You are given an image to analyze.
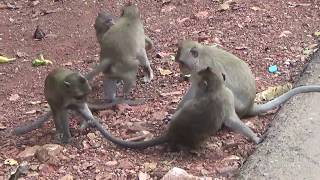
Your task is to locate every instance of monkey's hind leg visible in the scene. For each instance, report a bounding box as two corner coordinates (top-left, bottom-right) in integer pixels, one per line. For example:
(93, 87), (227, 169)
(137, 48), (153, 83)
(224, 112), (262, 144)
(103, 77), (117, 102)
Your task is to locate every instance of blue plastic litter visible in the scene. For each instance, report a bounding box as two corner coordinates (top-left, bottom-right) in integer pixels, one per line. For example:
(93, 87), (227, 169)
(268, 65), (278, 73)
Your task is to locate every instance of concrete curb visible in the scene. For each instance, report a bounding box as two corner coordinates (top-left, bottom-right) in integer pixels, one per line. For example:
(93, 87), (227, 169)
(238, 49), (320, 180)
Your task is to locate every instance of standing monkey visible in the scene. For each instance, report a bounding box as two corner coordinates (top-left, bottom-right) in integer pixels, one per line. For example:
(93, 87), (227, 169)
(175, 40), (320, 118)
(13, 68), (92, 143)
(94, 10), (154, 51)
(86, 4), (154, 102)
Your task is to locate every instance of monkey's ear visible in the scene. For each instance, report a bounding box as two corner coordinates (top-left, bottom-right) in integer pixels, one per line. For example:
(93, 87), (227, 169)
(222, 73), (226, 81)
(79, 76), (87, 84)
(64, 81), (71, 88)
(190, 47), (199, 58)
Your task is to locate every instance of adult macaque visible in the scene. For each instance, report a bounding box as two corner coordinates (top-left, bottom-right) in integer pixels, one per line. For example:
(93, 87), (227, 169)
(82, 67), (262, 149)
(175, 40), (320, 118)
(86, 4), (154, 103)
(94, 10), (154, 50)
(12, 69), (93, 143)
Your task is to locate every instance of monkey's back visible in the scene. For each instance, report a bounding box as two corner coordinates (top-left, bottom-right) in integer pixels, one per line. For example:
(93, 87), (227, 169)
(202, 46), (256, 117)
(101, 17), (145, 61)
(167, 93), (226, 148)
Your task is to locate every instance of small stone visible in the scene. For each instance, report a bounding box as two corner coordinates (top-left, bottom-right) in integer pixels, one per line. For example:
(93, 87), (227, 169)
(17, 145), (41, 160)
(59, 174), (73, 180)
(105, 160), (118, 167)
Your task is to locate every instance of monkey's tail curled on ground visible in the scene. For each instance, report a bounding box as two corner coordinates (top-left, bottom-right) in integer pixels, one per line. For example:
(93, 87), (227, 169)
(12, 111), (52, 135)
(247, 85), (320, 116)
(92, 119), (168, 149)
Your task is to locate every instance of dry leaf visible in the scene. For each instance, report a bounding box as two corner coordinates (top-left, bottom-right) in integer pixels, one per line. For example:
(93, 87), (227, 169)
(28, 100), (41, 105)
(143, 162), (157, 172)
(158, 68), (172, 76)
(26, 110), (37, 114)
(279, 30), (292, 38)
(138, 171), (150, 180)
(218, 0), (234, 11)
(9, 94), (20, 101)
(255, 83), (293, 102)
(4, 158), (18, 166)
(250, 6), (261, 11)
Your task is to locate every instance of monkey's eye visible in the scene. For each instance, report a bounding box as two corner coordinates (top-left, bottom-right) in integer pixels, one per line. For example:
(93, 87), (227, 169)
(190, 47), (198, 58)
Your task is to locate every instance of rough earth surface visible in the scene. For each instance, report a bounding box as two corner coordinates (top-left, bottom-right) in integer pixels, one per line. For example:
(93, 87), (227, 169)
(239, 48), (320, 180)
(0, 0), (319, 179)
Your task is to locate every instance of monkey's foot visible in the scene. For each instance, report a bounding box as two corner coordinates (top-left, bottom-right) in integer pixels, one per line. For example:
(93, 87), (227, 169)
(53, 133), (71, 144)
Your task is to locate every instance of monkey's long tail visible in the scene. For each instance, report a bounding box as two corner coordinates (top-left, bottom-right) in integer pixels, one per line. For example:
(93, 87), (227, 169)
(92, 120), (167, 149)
(12, 111), (52, 135)
(247, 85), (320, 117)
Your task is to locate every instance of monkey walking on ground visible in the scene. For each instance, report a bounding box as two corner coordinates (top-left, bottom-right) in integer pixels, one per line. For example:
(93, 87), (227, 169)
(81, 67), (262, 148)
(86, 4), (154, 103)
(13, 68), (93, 143)
(175, 40), (320, 118)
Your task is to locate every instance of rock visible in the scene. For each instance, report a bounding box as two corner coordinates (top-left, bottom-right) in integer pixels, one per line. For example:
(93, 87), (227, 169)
(105, 160), (118, 167)
(41, 144), (63, 156)
(18, 145), (41, 160)
(59, 174), (73, 180)
(35, 144), (63, 165)
(143, 162), (157, 172)
(138, 171), (150, 180)
(118, 159), (132, 169)
(87, 133), (96, 140)
(161, 167), (212, 180)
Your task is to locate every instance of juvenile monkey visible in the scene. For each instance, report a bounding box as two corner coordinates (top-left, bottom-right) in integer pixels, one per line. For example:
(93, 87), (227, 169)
(94, 10), (154, 51)
(86, 4), (154, 102)
(82, 67), (261, 149)
(12, 68), (149, 144)
(13, 68), (92, 143)
(175, 40), (320, 118)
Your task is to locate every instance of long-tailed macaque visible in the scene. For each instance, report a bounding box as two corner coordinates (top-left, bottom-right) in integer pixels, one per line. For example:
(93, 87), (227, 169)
(86, 4), (154, 102)
(94, 10), (154, 51)
(175, 40), (320, 118)
(81, 67), (262, 149)
(12, 68), (94, 143)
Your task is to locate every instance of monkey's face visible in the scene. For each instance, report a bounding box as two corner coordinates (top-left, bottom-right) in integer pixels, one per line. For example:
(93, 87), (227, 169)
(94, 12), (115, 34)
(176, 46), (200, 75)
(63, 73), (92, 104)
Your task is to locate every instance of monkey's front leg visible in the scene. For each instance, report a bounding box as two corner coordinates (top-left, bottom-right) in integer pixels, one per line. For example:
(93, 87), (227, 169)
(137, 48), (153, 83)
(176, 84), (196, 110)
(52, 109), (71, 144)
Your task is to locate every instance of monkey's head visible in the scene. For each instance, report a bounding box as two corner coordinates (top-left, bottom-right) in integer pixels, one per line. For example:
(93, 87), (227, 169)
(196, 67), (226, 91)
(121, 4), (140, 19)
(63, 73), (92, 103)
(94, 11), (116, 35)
(175, 40), (201, 76)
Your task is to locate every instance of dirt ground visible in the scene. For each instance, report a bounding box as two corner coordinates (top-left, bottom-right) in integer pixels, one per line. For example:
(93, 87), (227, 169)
(0, 0), (319, 179)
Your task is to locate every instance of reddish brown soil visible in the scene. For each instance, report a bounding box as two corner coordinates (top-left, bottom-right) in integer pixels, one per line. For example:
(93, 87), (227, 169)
(0, 0), (319, 179)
